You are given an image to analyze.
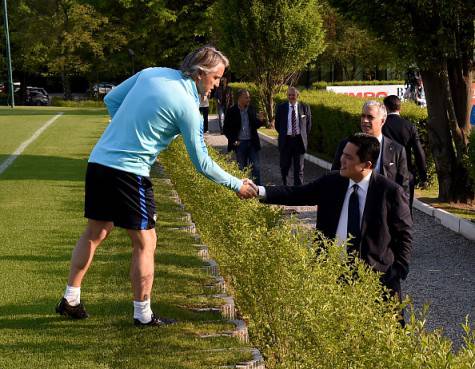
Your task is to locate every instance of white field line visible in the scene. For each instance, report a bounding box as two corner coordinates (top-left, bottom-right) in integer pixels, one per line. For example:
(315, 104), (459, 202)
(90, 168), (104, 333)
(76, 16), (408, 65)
(0, 112), (64, 175)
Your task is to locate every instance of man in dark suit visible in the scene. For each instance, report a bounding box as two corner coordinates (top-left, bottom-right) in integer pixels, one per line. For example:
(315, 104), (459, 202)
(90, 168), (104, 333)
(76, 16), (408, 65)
(331, 101), (410, 197)
(383, 95), (428, 210)
(223, 89), (265, 185)
(275, 87), (312, 185)
(259, 133), (413, 303)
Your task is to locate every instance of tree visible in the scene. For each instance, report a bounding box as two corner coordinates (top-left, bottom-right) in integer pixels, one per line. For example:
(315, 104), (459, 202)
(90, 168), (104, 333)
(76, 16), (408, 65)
(85, 0), (215, 80)
(317, 6), (401, 81)
(329, 0), (475, 202)
(212, 0), (325, 125)
(10, 0), (126, 99)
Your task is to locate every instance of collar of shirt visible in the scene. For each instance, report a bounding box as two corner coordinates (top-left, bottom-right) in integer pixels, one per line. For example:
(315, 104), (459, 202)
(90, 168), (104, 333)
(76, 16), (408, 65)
(183, 74), (200, 106)
(348, 170), (371, 196)
(335, 171), (372, 245)
(239, 106), (248, 113)
(387, 112), (400, 116)
(288, 102), (299, 110)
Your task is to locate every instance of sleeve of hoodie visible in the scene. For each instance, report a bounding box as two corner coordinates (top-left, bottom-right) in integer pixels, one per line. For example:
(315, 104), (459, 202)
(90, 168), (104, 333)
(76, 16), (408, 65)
(177, 104), (243, 192)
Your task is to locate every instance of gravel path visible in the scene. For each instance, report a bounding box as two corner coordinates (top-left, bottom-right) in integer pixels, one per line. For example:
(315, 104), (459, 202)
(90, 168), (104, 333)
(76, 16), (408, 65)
(205, 116), (475, 348)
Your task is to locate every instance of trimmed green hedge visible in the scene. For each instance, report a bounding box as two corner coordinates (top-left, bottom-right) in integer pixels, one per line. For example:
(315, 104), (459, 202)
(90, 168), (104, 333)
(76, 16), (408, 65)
(229, 82), (434, 181)
(160, 138), (474, 369)
(50, 97), (106, 108)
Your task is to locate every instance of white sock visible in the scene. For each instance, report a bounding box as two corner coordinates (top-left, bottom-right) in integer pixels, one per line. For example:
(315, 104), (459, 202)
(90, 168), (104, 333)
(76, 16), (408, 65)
(133, 300), (153, 323)
(64, 285), (81, 306)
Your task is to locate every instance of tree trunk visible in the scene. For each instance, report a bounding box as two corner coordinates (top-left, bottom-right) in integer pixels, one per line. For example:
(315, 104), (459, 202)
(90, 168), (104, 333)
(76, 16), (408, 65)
(421, 67), (474, 202)
(62, 72), (72, 100)
(260, 85), (274, 129)
(334, 61), (344, 81)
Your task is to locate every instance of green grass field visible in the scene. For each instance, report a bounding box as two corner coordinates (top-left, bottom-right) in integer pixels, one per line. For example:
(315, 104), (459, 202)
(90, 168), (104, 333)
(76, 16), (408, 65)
(0, 107), (251, 368)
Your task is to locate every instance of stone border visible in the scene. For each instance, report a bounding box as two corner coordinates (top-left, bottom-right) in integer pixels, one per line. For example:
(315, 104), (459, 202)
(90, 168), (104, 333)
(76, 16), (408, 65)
(258, 131), (475, 242)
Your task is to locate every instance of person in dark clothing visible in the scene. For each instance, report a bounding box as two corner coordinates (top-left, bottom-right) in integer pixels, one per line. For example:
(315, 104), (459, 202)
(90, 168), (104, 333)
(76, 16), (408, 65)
(258, 133), (413, 308)
(331, 101), (410, 198)
(223, 89), (265, 185)
(274, 87), (312, 185)
(215, 77), (233, 133)
(383, 95), (428, 211)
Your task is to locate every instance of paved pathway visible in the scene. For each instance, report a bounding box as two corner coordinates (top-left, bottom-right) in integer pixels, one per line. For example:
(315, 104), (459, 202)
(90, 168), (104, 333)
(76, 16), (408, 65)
(205, 116), (475, 348)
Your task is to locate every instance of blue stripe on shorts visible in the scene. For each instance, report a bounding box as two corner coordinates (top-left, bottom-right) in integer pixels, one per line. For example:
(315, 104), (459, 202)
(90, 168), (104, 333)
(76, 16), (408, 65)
(137, 176), (148, 229)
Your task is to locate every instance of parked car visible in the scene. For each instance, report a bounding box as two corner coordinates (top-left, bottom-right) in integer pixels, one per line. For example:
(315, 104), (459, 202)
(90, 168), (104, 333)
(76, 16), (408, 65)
(90, 82), (115, 98)
(0, 82), (21, 93)
(26, 90), (49, 106)
(27, 86), (49, 99)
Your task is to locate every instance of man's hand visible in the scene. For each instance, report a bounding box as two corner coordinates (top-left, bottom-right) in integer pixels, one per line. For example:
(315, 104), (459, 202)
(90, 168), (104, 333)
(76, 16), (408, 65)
(237, 178), (258, 199)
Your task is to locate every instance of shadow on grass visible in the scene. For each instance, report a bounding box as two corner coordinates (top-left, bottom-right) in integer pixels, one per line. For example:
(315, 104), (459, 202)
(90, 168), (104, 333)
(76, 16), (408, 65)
(0, 155), (88, 181)
(0, 107), (107, 116)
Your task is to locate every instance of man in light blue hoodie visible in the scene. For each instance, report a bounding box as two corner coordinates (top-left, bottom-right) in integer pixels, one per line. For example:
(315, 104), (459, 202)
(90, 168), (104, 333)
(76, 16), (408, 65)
(56, 46), (257, 326)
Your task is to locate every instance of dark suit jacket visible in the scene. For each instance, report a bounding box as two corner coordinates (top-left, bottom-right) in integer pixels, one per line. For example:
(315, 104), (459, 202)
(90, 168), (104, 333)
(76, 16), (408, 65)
(223, 105), (264, 152)
(274, 102), (312, 152)
(382, 113), (427, 181)
(264, 171), (413, 279)
(331, 136), (410, 196)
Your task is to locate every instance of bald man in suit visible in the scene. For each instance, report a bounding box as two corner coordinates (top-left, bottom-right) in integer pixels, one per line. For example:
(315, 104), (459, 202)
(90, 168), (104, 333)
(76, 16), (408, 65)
(275, 87), (312, 185)
(331, 101), (410, 198)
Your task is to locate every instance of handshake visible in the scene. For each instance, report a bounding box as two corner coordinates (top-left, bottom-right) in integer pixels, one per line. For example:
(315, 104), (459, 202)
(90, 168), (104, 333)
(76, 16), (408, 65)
(237, 178), (260, 199)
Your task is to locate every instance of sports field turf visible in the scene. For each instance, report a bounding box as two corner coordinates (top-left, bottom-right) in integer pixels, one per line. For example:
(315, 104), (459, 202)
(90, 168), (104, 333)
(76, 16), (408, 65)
(0, 107), (251, 368)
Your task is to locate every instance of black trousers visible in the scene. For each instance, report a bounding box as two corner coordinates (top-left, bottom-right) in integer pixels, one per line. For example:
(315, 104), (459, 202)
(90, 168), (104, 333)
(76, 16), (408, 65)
(280, 135), (305, 185)
(409, 173), (415, 216)
(199, 106), (209, 133)
(380, 270), (405, 327)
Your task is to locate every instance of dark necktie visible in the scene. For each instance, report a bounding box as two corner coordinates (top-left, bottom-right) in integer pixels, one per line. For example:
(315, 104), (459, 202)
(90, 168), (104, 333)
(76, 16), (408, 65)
(347, 184), (361, 252)
(291, 105), (297, 135)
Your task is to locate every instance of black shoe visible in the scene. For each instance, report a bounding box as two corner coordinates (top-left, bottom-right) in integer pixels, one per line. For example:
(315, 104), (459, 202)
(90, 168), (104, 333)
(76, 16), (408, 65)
(134, 314), (176, 327)
(55, 297), (89, 319)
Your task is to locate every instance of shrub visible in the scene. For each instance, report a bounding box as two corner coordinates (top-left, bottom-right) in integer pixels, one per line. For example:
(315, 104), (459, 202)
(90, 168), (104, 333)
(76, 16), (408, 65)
(50, 97), (105, 108)
(229, 83), (434, 183)
(160, 138), (474, 369)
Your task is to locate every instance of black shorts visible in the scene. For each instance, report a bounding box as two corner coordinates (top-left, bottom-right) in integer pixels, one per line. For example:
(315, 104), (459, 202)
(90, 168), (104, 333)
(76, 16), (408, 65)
(84, 163), (156, 230)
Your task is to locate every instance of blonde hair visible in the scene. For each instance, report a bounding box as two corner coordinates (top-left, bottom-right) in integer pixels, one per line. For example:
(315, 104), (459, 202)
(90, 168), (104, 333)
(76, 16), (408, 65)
(180, 46), (229, 79)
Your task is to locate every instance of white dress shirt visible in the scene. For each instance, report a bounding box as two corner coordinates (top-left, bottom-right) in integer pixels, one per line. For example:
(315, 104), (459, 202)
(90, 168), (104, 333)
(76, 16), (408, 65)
(375, 133), (383, 173)
(286, 102), (300, 135)
(258, 171), (371, 247)
(335, 171), (372, 245)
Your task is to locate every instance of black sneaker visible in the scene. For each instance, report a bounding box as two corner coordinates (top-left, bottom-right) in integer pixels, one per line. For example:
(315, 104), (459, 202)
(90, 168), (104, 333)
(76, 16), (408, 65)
(55, 297), (89, 319)
(134, 314), (176, 327)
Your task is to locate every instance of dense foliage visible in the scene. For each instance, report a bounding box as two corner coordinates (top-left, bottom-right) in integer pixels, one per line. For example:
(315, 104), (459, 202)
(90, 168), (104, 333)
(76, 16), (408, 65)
(160, 138), (475, 369)
(5, 0), (213, 94)
(328, 0), (475, 202)
(211, 0), (325, 124)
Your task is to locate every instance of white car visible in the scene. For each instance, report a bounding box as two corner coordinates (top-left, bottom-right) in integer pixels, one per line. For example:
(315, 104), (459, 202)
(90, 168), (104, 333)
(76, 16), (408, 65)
(91, 82), (115, 97)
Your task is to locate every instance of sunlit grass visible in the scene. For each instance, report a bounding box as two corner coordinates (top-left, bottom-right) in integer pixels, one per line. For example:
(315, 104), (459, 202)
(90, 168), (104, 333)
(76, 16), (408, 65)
(0, 109), (252, 368)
